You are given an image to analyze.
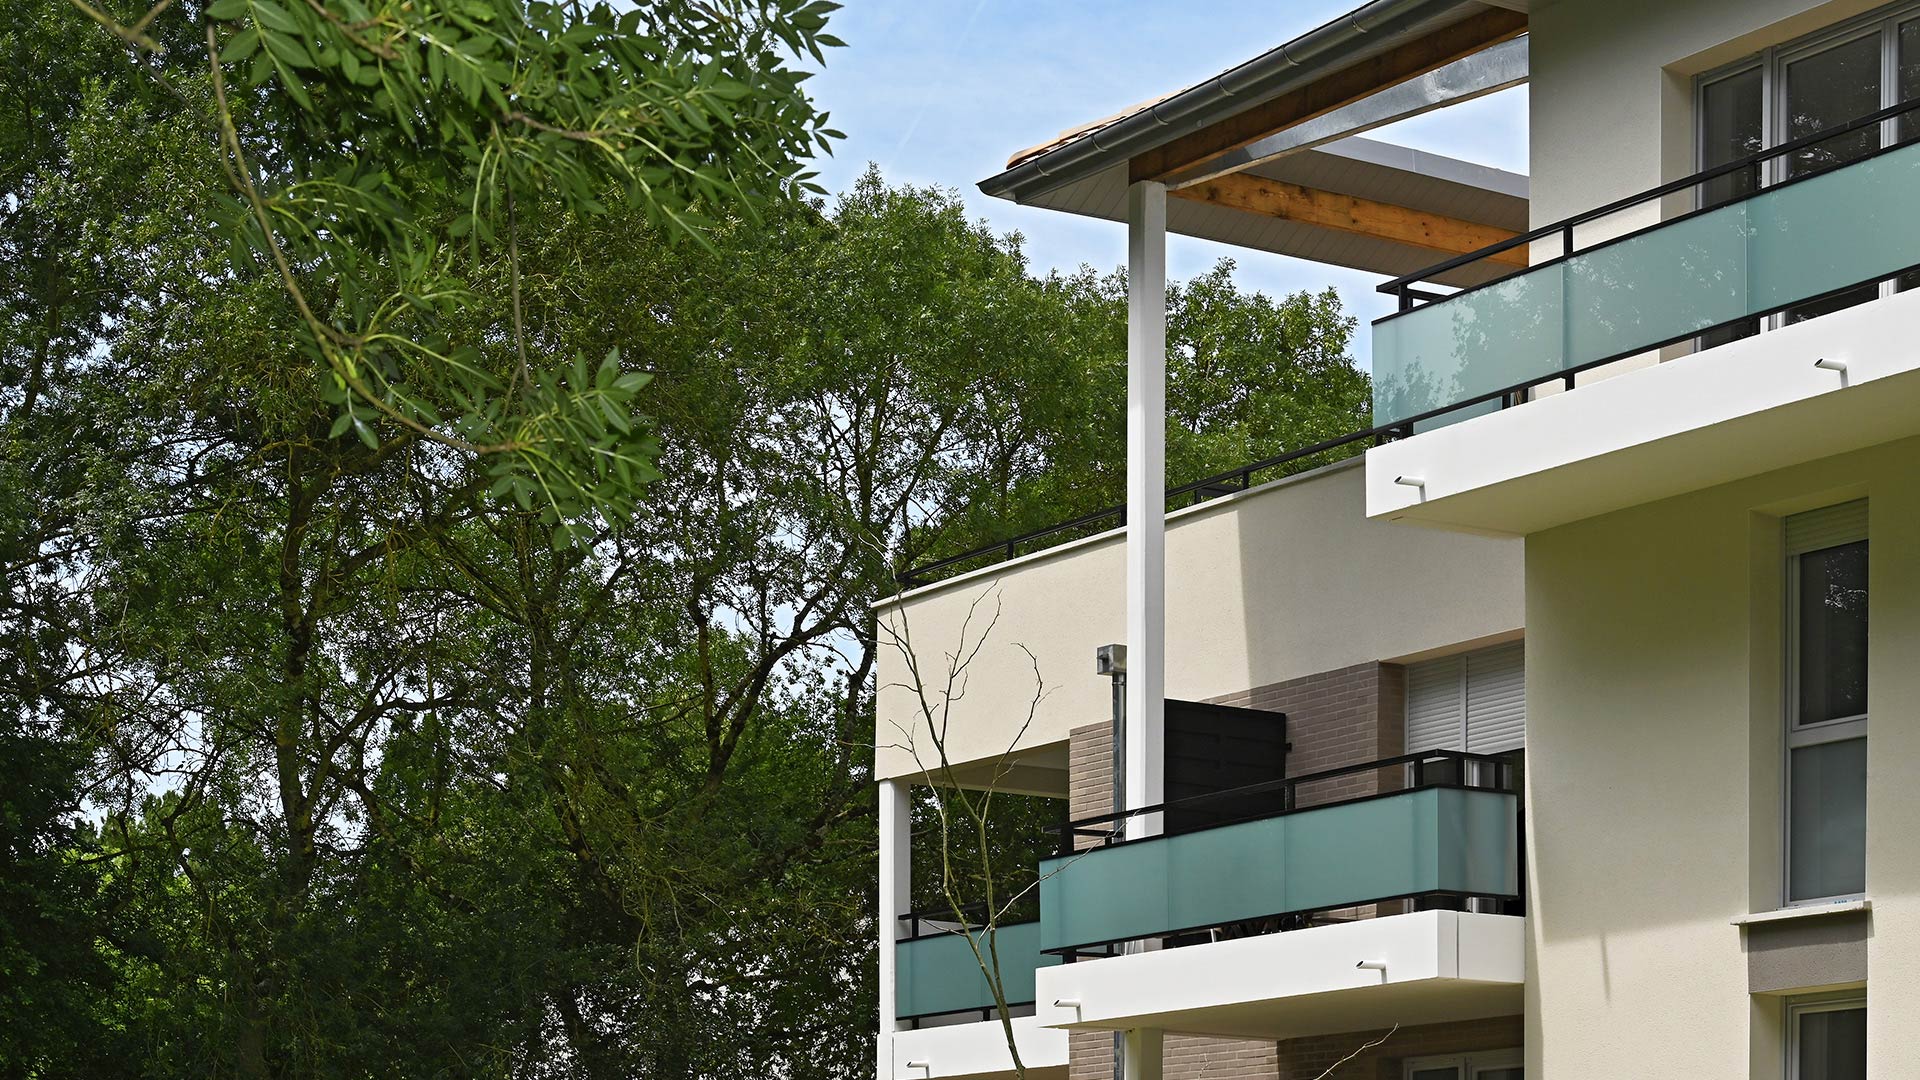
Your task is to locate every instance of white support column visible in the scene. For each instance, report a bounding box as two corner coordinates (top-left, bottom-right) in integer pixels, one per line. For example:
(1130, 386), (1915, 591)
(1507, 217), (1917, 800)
(877, 779), (912, 1080)
(1124, 179), (1167, 840)
(1123, 1028), (1164, 1080)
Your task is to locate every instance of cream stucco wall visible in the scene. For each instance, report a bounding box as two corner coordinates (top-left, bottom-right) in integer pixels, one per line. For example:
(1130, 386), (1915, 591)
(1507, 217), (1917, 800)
(1524, 435), (1920, 1079)
(873, 458), (1523, 783)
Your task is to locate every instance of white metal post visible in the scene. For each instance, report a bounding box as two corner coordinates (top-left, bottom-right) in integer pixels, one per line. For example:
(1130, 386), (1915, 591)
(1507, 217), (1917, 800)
(877, 779), (912, 1080)
(1123, 1027), (1164, 1080)
(1124, 180), (1167, 839)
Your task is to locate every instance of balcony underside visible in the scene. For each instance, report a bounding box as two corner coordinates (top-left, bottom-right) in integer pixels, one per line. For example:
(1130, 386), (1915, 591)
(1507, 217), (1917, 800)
(1367, 289), (1920, 534)
(1033, 910), (1522, 1041)
(890, 1016), (1068, 1080)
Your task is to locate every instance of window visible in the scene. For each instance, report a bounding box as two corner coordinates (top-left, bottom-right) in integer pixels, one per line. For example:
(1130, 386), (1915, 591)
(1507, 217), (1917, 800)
(1405, 1049), (1523, 1080)
(1788, 995), (1866, 1080)
(1785, 501), (1869, 905)
(1695, 2), (1920, 345)
(1406, 641), (1526, 756)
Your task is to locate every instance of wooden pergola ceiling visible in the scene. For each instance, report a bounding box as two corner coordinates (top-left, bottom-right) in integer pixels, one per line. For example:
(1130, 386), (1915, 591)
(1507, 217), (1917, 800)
(1171, 173), (1529, 268)
(1132, 6), (1529, 267)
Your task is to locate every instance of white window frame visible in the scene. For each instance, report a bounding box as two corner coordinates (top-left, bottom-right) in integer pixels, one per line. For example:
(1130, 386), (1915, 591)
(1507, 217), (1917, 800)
(1403, 1048), (1523, 1079)
(1783, 507), (1869, 908)
(1697, 0), (1920, 184)
(1786, 993), (1867, 1080)
(1694, 1), (1920, 336)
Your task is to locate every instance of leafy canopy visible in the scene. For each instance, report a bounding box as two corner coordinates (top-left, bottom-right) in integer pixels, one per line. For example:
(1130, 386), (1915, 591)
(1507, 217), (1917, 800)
(72, 0), (844, 536)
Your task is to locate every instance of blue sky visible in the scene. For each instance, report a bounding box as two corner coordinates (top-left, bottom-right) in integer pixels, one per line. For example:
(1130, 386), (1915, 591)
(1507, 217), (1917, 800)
(803, 0), (1528, 369)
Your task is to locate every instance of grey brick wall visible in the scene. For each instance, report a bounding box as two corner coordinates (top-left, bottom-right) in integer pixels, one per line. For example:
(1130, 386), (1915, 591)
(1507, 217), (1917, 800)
(1069, 1030), (1279, 1080)
(1209, 662), (1406, 808)
(1068, 721), (1117, 849)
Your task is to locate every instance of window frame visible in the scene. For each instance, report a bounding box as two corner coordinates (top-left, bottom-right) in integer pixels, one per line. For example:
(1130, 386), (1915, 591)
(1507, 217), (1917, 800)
(1695, 1), (1920, 339)
(1785, 992), (1867, 1080)
(1783, 509), (1870, 908)
(1696, 0), (1920, 178)
(1403, 1048), (1523, 1080)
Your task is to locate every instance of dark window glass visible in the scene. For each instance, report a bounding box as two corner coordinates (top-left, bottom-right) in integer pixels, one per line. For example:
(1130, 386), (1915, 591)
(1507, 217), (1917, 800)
(1900, 19), (1920, 142)
(1798, 1006), (1867, 1080)
(1701, 67), (1765, 206)
(1783, 35), (1885, 324)
(1785, 283), (1883, 325)
(1789, 738), (1868, 900)
(1785, 34), (1884, 179)
(1798, 541), (1868, 725)
(1697, 68), (1765, 347)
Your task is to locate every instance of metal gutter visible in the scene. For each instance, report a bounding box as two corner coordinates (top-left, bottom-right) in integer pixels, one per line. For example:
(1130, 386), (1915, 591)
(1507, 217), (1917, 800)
(1160, 35), (1529, 190)
(978, 0), (1486, 205)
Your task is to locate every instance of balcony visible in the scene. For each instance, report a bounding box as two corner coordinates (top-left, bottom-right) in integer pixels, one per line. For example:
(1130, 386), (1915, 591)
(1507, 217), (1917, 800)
(897, 916), (1059, 1023)
(1033, 751), (1525, 1039)
(1366, 100), (1920, 533)
(891, 915), (1067, 1080)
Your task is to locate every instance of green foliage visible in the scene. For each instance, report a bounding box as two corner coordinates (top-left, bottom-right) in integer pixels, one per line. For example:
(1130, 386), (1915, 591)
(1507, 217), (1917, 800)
(72, 0), (842, 531)
(3, 9), (1368, 1068)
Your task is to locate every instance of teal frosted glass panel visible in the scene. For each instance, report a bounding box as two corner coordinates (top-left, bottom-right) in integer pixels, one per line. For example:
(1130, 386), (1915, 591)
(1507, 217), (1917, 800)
(1038, 788), (1517, 953)
(1372, 271), (1563, 429)
(1749, 141), (1920, 310)
(1038, 832), (1170, 952)
(1279, 788), (1441, 913)
(1565, 203), (1749, 362)
(1436, 782), (1521, 895)
(1371, 140), (1920, 428)
(895, 919), (1059, 1018)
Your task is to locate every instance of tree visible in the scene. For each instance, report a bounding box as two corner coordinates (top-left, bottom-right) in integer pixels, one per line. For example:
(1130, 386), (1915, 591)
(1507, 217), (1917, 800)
(2, 28), (1374, 1067)
(69, 0), (843, 528)
(877, 585), (1068, 1080)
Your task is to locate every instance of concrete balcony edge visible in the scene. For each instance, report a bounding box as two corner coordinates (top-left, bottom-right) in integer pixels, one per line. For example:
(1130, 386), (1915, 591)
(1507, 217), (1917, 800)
(1365, 290), (1920, 536)
(1034, 910), (1523, 1042)
(891, 1015), (1069, 1080)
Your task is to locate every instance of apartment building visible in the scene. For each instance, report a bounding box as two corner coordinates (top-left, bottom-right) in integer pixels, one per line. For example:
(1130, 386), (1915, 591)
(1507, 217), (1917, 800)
(877, 2), (1917, 1078)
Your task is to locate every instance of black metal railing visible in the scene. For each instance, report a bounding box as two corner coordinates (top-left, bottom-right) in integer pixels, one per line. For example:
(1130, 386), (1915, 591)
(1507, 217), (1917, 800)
(1048, 747), (1521, 857)
(897, 898), (1041, 941)
(896, 422), (1402, 588)
(1040, 747), (1527, 957)
(895, 901), (1046, 1026)
(1371, 96), (1920, 432)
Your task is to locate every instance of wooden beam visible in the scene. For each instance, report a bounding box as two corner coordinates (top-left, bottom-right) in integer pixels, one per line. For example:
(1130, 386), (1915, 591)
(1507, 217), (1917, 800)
(1171, 172), (1531, 267)
(1130, 7), (1527, 183)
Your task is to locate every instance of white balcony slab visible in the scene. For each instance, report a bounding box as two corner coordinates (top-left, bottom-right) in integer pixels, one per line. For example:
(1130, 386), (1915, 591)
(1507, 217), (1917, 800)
(1366, 289), (1920, 535)
(891, 1015), (1068, 1080)
(1032, 910), (1523, 1041)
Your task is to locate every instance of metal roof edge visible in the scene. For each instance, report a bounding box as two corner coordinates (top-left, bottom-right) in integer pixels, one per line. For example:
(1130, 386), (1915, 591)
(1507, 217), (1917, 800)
(977, 0), (1482, 204)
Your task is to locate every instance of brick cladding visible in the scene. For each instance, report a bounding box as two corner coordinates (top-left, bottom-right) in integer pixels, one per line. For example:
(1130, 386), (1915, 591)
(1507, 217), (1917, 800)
(1063, 661), (1441, 1080)
(1069, 1030), (1278, 1080)
(1207, 662), (1405, 808)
